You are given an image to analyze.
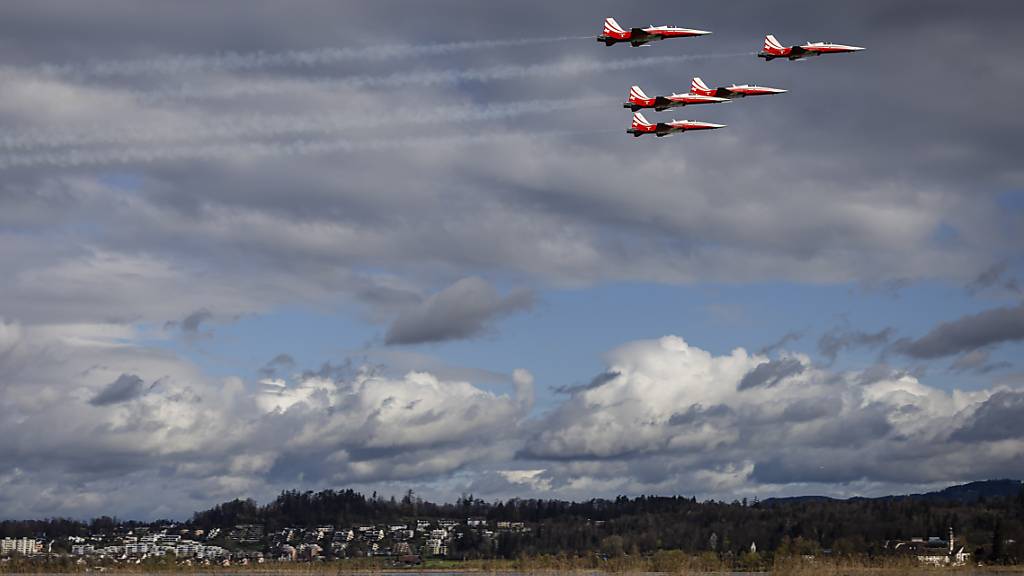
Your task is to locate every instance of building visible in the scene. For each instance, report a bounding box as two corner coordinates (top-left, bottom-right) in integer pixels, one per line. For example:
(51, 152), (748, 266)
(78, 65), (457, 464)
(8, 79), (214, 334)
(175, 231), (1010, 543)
(891, 528), (971, 567)
(124, 542), (158, 556)
(176, 541), (203, 557)
(231, 524), (264, 544)
(423, 538), (443, 556)
(1, 537), (40, 556)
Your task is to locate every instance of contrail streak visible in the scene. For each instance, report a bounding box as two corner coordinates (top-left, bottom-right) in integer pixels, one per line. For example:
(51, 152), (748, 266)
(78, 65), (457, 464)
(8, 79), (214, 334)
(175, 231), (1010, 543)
(136, 53), (754, 101)
(0, 130), (611, 171)
(0, 97), (618, 151)
(18, 36), (596, 79)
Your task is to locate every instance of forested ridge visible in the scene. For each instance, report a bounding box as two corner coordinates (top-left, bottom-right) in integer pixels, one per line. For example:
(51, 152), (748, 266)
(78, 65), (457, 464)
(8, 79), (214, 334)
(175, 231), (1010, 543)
(4, 480), (1024, 563)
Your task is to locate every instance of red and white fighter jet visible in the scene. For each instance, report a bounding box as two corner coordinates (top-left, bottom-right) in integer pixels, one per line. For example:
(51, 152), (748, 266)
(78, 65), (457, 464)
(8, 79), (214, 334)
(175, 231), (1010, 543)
(627, 112), (726, 138)
(624, 85), (728, 112)
(689, 77), (787, 99)
(598, 17), (711, 47)
(758, 34), (865, 61)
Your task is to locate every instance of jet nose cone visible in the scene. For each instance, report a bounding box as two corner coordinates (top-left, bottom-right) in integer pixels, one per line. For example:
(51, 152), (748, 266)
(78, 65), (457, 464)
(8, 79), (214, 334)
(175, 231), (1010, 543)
(695, 30), (713, 35)
(849, 46), (866, 51)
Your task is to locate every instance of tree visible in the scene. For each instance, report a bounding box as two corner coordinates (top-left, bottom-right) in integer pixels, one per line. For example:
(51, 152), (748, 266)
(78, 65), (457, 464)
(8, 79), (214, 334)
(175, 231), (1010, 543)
(991, 519), (1005, 564)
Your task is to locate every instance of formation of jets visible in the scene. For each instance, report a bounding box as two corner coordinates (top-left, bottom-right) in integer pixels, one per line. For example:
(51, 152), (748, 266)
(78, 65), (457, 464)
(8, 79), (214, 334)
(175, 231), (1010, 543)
(599, 18), (864, 138)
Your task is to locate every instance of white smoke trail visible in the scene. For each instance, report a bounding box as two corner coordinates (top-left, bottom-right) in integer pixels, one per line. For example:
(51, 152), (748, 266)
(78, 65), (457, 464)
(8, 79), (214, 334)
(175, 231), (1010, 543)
(136, 53), (754, 101)
(17, 36), (596, 79)
(0, 97), (617, 151)
(0, 129), (616, 171)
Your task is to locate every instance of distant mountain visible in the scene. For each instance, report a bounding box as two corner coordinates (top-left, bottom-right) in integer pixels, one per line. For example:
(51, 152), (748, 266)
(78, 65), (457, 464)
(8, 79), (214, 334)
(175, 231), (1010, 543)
(762, 479), (1023, 506)
(907, 479), (1024, 503)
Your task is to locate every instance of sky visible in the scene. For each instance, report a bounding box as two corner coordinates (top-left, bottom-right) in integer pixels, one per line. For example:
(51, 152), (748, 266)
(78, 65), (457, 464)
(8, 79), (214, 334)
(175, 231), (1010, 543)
(1, 0), (1024, 520)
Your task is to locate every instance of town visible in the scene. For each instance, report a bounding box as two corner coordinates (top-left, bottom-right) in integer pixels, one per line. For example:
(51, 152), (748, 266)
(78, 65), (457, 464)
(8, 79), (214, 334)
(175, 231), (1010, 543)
(0, 520), (981, 569)
(1, 517), (534, 567)
(2, 481), (1022, 570)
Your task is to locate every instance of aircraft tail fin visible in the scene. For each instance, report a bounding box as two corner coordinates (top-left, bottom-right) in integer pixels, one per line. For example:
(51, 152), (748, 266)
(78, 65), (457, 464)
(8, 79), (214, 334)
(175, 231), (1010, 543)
(632, 111), (653, 129)
(690, 77), (713, 96)
(628, 85), (653, 107)
(763, 34), (786, 54)
(604, 17), (629, 39)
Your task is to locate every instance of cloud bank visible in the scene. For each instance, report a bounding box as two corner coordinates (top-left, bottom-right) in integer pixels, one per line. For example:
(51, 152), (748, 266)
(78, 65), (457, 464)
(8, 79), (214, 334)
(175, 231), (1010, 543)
(2, 321), (1022, 519)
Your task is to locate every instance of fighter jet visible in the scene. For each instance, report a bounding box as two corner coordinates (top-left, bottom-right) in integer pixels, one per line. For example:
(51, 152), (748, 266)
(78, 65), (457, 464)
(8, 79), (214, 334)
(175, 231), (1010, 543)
(689, 77), (787, 99)
(758, 34), (865, 61)
(598, 17), (711, 47)
(624, 85), (729, 112)
(627, 112), (726, 138)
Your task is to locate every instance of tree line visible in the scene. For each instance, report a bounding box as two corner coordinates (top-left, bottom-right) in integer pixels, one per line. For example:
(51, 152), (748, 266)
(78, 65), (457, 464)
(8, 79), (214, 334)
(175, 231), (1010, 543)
(4, 482), (1024, 563)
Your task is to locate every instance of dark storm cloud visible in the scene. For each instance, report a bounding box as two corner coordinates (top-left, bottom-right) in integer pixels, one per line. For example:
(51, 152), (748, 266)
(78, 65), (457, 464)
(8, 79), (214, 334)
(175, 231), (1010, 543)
(967, 262), (1022, 295)
(385, 277), (534, 345)
(258, 353), (295, 378)
(890, 304), (1024, 359)
(668, 403), (733, 426)
(737, 358), (805, 391)
(757, 331), (803, 356)
(818, 327), (893, 363)
(949, 349), (1011, 375)
(88, 373), (145, 406)
(751, 454), (878, 485)
(553, 370), (620, 395)
(950, 391), (1024, 443)
(780, 396), (841, 423)
(2, 0), (1022, 328)
(181, 309), (212, 333)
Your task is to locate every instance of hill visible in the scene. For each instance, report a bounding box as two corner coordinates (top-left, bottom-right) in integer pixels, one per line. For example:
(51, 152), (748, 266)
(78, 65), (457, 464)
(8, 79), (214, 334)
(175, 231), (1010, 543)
(762, 479), (1024, 506)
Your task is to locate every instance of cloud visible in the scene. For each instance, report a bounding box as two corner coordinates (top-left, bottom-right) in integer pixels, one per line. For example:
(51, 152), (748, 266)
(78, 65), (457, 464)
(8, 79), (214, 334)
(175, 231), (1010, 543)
(181, 308), (212, 334)
(88, 373), (147, 406)
(0, 322), (533, 518)
(949, 391), (1024, 443)
(513, 368), (535, 413)
(967, 261), (1021, 295)
(552, 370), (620, 395)
(891, 304), (1024, 359)
(949, 349), (1012, 375)
(258, 353), (296, 378)
(0, 0), (1021, 326)
(737, 358), (805, 391)
(385, 277), (534, 345)
(757, 331), (803, 356)
(818, 326), (893, 363)
(497, 469), (551, 492)
(0, 317), (20, 357)
(3, 325), (1024, 519)
(524, 335), (1018, 491)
